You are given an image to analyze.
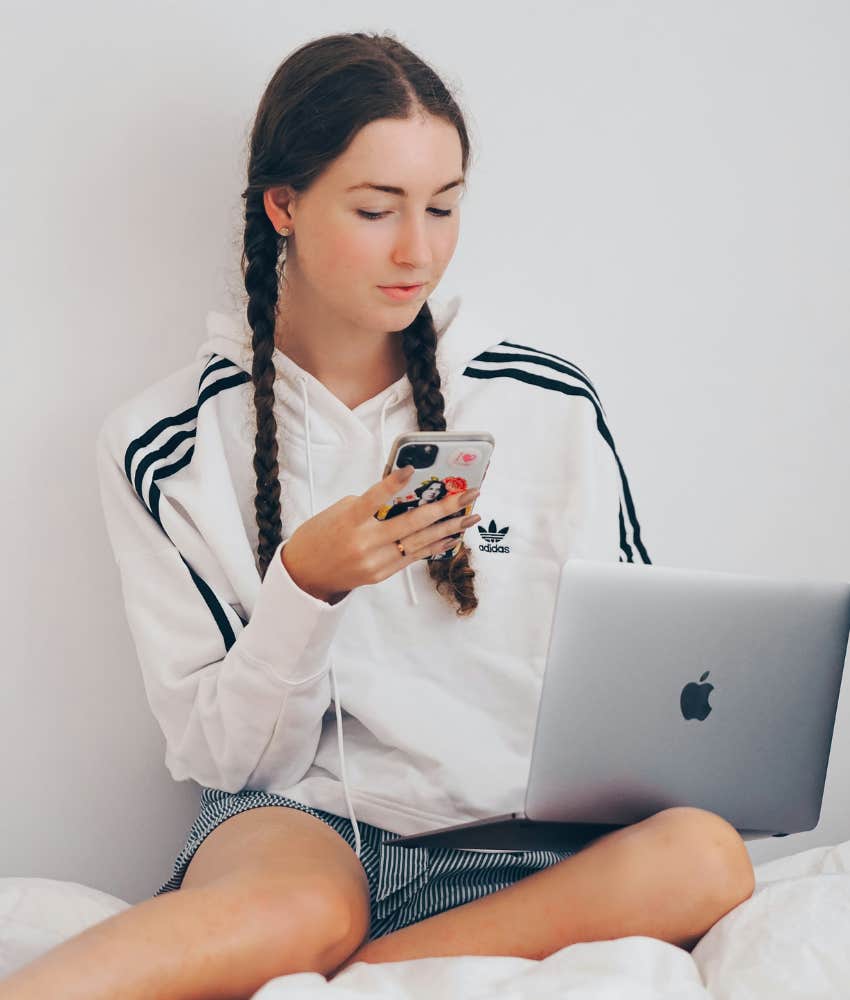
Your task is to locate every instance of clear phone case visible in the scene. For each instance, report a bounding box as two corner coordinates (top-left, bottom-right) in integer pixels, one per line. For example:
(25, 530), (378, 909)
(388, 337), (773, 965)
(374, 431), (495, 561)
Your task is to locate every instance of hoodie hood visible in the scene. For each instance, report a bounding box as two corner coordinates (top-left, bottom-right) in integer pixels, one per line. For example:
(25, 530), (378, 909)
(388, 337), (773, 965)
(198, 294), (491, 441)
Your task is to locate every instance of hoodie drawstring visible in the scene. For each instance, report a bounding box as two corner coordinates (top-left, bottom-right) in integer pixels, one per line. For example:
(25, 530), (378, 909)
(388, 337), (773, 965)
(294, 375), (416, 861)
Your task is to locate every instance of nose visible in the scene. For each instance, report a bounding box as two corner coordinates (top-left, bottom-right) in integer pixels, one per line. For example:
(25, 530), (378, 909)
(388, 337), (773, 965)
(392, 214), (433, 269)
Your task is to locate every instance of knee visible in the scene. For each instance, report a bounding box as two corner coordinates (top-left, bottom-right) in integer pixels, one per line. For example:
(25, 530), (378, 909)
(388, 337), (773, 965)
(305, 878), (371, 972)
(283, 875), (370, 966)
(222, 873), (368, 975)
(645, 806), (756, 908)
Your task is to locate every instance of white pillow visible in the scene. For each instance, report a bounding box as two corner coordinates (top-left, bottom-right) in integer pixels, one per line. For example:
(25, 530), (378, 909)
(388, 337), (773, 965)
(0, 877), (130, 978)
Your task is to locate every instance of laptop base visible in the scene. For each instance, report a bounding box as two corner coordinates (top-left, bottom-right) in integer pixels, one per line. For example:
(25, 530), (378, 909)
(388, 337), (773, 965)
(382, 817), (624, 852)
(382, 815), (788, 851)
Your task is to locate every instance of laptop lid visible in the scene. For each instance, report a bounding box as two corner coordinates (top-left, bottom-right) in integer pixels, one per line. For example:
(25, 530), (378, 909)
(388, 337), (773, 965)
(525, 558), (850, 835)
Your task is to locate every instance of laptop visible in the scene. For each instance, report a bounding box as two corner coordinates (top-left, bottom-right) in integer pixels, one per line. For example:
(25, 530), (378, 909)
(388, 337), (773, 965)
(383, 558), (850, 852)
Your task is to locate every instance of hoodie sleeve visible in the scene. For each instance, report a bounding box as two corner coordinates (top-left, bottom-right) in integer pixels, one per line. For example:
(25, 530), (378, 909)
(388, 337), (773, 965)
(95, 418), (353, 793)
(574, 384), (653, 566)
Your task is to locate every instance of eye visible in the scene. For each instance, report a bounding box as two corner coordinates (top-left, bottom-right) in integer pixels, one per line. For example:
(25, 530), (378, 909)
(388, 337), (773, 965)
(357, 208), (454, 220)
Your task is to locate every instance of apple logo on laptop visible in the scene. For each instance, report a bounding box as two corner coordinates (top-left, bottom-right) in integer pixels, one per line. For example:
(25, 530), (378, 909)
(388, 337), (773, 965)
(680, 670), (714, 721)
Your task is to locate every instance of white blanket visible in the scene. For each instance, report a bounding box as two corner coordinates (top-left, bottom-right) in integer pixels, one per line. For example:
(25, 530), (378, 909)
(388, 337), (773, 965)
(2, 839), (849, 998)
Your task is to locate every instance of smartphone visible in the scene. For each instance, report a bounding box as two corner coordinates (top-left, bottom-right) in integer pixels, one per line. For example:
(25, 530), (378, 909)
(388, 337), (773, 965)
(374, 431), (495, 561)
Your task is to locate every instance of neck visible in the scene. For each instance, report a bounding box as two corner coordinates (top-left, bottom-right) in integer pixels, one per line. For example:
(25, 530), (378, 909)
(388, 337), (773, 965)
(274, 285), (408, 411)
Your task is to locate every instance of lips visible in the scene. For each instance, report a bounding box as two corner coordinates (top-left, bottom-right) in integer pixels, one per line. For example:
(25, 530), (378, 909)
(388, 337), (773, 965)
(378, 283), (426, 302)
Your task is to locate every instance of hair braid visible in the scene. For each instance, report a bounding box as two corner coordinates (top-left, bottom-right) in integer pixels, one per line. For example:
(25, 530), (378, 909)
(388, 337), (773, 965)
(242, 193), (284, 579)
(402, 307), (478, 616)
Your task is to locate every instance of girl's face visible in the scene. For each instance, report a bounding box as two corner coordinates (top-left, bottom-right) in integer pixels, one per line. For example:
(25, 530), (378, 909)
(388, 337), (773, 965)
(264, 114), (464, 332)
(421, 483), (442, 501)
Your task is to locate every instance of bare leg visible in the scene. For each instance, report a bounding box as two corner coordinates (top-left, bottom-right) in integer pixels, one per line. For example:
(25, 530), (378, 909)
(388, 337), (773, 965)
(331, 807), (755, 977)
(0, 884), (349, 1000)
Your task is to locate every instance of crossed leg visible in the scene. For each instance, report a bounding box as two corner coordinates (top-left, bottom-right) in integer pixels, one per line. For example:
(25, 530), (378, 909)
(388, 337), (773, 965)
(331, 806), (756, 977)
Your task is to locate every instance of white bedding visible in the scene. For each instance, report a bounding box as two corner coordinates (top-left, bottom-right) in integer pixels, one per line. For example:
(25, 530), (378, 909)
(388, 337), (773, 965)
(2, 839), (849, 998)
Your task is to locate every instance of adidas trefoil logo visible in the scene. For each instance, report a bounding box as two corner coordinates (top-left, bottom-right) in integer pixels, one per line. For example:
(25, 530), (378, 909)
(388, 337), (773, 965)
(477, 518), (511, 554)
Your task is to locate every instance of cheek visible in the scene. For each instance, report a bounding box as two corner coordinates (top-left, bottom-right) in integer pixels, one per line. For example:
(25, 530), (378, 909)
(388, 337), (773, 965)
(299, 213), (375, 279)
(325, 228), (384, 281)
(437, 220), (460, 261)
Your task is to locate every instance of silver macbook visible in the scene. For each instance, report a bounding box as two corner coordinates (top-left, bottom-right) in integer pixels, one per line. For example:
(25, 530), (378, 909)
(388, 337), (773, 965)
(384, 558), (850, 852)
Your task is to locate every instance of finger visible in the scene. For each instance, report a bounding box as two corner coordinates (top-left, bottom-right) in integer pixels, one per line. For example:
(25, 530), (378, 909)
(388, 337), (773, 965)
(377, 484), (476, 540)
(426, 537), (461, 559)
(384, 532), (458, 571)
(358, 464), (416, 516)
(401, 511), (480, 556)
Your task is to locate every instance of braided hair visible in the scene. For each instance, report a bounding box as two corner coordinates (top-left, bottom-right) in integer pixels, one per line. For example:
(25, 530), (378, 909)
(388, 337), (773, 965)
(239, 32), (478, 616)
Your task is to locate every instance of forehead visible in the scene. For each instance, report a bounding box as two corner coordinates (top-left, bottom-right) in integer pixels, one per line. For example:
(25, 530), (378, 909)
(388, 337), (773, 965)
(326, 116), (463, 191)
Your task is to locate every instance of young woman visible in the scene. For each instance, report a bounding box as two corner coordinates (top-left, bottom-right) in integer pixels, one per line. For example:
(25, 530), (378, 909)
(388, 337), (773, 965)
(1, 30), (754, 1000)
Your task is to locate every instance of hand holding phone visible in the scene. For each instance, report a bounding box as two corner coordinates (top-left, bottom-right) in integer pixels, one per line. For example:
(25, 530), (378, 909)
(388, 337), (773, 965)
(281, 465), (483, 604)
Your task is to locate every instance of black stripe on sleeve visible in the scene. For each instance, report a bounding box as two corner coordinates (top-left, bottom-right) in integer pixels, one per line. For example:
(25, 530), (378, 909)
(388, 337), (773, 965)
(119, 354), (252, 650)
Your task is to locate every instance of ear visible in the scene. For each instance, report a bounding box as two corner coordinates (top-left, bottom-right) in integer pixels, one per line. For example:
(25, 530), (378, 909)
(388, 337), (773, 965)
(263, 185), (297, 231)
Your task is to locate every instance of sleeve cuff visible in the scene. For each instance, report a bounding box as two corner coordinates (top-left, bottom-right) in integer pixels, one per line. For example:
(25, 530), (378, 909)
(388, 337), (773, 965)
(239, 537), (353, 684)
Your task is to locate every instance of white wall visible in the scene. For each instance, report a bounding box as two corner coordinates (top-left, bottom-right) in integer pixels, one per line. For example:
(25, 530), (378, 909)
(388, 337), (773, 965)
(1, 0), (847, 904)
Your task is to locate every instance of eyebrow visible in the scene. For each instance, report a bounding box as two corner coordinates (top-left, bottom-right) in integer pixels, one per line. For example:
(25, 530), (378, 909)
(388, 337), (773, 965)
(345, 177), (466, 197)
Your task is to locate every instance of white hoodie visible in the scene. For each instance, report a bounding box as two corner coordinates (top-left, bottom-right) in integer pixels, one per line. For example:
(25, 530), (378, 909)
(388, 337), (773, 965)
(95, 294), (652, 860)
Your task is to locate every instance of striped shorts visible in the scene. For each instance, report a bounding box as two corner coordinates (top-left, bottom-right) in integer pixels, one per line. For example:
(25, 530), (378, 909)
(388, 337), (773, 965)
(153, 787), (589, 942)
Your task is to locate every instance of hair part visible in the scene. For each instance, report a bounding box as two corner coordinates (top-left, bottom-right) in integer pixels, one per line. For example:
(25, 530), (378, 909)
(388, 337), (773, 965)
(239, 31), (478, 615)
